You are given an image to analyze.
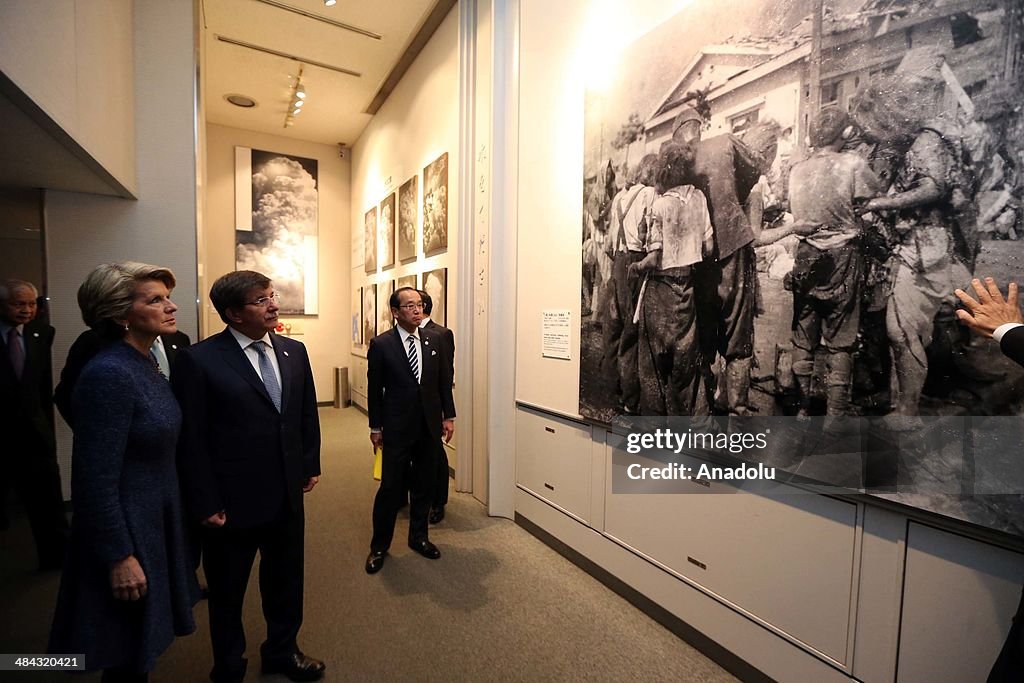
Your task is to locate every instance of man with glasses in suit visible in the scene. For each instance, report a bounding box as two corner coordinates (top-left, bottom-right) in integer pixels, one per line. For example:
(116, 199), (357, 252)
(174, 270), (324, 683)
(365, 287), (455, 574)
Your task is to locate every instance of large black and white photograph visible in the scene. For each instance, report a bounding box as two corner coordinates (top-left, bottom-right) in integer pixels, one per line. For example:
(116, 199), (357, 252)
(399, 175), (419, 262)
(363, 283), (377, 345)
(235, 148), (319, 314)
(397, 274), (417, 290)
(378, 279), (395, 334)
(423, 267), (447, 327)
(579, 0), (1024, 532)
(364, 206), (377, 274)
(423, 152), (449, 255)
(379, 192), (396, 270)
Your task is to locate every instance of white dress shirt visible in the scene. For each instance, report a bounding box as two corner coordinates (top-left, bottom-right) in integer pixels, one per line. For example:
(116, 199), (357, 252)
(993, 323), (1024, 343)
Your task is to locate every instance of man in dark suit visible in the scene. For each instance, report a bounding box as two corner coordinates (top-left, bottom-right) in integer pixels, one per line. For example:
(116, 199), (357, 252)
(418, 289), (454, 524)
(365, 286), (455, 574)
(173, 271), (324, 683)
(954, 276), (1024, 682)
(0, 279), (68, 569)
(54, 327), (191, 428)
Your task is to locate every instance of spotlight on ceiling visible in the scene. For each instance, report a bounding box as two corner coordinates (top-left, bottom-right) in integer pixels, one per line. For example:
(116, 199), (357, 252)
(324, 0), (336, 6)
(284, 66), (307, 128)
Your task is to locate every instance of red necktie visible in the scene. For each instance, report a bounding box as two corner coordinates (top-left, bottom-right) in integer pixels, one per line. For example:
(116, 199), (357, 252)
(8, 327), (24, 380)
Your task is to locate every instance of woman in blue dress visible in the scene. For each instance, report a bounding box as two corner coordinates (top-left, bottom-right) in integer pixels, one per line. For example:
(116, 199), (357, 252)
(49, 262), (197, 682)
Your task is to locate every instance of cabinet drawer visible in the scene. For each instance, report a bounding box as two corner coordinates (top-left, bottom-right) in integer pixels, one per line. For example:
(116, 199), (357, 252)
(516, 407), (592, 523)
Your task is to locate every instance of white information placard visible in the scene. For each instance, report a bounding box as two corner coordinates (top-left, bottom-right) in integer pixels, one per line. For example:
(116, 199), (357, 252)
(541, 310), (572, 360)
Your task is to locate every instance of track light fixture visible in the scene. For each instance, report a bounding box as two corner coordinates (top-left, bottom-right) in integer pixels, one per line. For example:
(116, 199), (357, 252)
(283, 65), (306, 129)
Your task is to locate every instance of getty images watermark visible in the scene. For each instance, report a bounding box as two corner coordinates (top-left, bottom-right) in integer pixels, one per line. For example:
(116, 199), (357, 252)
(609, 415), (1024, 497)
(623, 427), (774, 483)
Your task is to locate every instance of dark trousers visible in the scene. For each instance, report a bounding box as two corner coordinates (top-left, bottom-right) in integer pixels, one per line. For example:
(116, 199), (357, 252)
(372, 417), (436, 551)
(433, 442), (450, 508)
(202, 510), (304, 679)
(694, 245), (756, 357)
(3, 433), (68, 567)
(989, 586), (1024, 682)
(606, 251), (646, 412)
(638, 272), (703, 416)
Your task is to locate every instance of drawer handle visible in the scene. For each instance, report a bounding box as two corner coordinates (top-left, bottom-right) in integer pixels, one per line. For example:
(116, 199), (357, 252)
(687, 556), (707, 571)
(544, 427), (555, 433)
(544, 483), (555, 491)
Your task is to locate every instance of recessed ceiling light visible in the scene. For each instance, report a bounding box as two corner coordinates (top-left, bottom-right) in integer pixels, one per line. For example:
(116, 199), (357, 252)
(225, 94), (257, 108)
(324, 0), (337, 6)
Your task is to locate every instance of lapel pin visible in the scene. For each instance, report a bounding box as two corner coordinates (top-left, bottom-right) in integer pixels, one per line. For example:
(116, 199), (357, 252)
(171, 344), (178, 350)
(424, 339), (430, 346)
(33, 332), (40, 338)
(283, 351), (290, 357)
(431, 350), (437, 356)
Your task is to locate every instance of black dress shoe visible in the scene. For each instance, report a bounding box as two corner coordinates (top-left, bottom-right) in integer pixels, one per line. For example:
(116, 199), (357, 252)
(261, 652), (326, 682)
(428, 506), (445, 524)
(365, 550), (386, 574)
(408, 539), (441, 559)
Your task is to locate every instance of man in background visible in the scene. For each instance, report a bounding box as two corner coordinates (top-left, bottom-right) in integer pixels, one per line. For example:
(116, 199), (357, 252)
(0, 279), (68, 569)
(670, 106), (769, 415)
(365, 287), (455, 574)
(787, 107), (879, 418)
(418, 289), (455, 524)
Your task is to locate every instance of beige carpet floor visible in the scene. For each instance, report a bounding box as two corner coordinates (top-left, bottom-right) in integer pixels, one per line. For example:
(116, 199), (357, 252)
(0, 407), (736, 682)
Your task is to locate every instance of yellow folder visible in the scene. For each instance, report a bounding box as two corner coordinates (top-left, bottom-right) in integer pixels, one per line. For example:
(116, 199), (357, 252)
(373, 446), (383, 481)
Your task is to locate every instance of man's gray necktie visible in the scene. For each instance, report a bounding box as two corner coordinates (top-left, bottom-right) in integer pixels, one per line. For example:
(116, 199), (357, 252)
(8, 327), (24, 380)
(406, 334), (420, 383)
(251, 341), (282, 411)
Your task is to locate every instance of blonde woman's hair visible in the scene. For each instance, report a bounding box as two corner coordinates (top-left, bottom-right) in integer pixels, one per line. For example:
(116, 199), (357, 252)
(77, 262), (176, 339)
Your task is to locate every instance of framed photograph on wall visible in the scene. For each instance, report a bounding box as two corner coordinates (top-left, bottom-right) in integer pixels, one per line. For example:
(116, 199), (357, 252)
(398, 175), (418, 262)
(422, 152), (448, 255)
(362, 283), (376, 344)
(377, 279), (395, 334)
(574, 0), (1024, 535)
(379, 192), (396, 270)
(235, 148), (319, 314)
(351, 286), (362, 346)
(422, 267), (446, 327)
(364, 206), (377, 274)
(397, 274), (417, 291)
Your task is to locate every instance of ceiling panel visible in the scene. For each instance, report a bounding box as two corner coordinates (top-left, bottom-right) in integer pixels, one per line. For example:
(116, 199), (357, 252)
(203, 0), (439, 144)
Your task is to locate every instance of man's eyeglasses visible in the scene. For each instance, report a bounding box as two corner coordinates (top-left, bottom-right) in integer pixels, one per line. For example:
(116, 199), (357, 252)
(244, 293), (280, 308)
(398, 302), (424, 311)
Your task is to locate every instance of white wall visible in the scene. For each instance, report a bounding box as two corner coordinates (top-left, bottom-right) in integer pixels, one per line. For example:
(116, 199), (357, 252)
(349, 12), (460, 363)
(349, 3), (459, 460)
(0, 0), (136, 194)
(204, 123), (352, 402)
(45, 0), (198, 495)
